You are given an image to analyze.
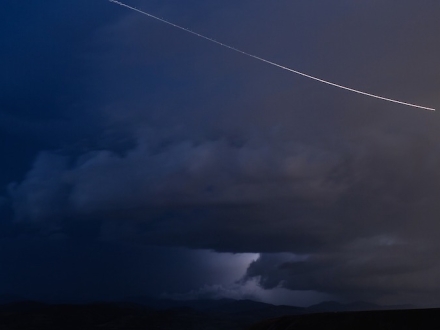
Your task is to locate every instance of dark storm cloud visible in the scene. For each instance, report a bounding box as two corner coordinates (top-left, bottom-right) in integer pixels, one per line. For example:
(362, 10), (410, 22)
(3, 0), (440, 305)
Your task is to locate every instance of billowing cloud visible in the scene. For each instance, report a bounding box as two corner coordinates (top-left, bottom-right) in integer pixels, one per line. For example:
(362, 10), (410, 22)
(2, 0), (440, 306)
(9, 124), (440, 306)
(9, 131), (345, 221)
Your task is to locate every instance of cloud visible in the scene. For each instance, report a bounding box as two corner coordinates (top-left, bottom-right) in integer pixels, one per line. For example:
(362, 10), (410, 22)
(9, 131), (345, 221)
(11, 125), (440, 306)
(162, 280), (262, 302)
(0, 240), (256, 302)
(164, 272), (335, 307)
(244, 241), (440, 307)
(9, 118), (440, 305)
(8, 153), (70, 222)
(3, 0), (440, 306)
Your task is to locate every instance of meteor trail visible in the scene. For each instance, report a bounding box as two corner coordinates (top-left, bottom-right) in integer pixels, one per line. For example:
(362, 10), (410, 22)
(108, 0), (435, 111)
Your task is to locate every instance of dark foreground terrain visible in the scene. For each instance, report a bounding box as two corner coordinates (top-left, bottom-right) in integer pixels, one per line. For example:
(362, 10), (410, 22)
(249, 308), (440, 330)
(0, 300), (438, 329)
(0, 303), (243, 330)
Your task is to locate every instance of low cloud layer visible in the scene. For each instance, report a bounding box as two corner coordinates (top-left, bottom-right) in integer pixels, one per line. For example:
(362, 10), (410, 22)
(10, 132), (344, 220)
(9, 125), (440, 305)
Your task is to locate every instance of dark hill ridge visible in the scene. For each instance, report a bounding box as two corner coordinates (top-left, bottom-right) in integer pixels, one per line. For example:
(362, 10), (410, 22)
(0, 295), (412, 314)
(305, 300), (381, 313)
(0, 300), (303, 330)
(248, 308), (440, 330)
(127, 297), (304, 312)
(0, 294), (26, 305)
(0, 303), (245, 330)
(0, 298), (420, 329)
(121, 296), (413, 314)
(305, 300), (414, 313)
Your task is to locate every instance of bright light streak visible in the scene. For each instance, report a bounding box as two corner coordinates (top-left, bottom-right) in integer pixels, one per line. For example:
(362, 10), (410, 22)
(108, 0), (435, 111)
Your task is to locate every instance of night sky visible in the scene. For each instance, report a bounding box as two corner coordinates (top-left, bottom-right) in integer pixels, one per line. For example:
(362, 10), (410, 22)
(1, 0), (439, 307)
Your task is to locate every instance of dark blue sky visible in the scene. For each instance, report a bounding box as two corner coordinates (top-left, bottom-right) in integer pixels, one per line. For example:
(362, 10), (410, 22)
(1, 0), (439, 306)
